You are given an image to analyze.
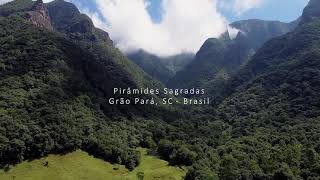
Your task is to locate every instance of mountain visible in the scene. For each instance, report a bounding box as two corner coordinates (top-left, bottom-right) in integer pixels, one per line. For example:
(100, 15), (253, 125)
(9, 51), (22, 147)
(2, 0), (320, 179)
(25, 0), (53, 30)
(184, 1), (320, 179)
(46, 0), (164, 90)
(161, 53), (195, 74)
(128, 50), (194, 84)
(127, 50), (175, 84)
(0, 0), (177, 170)
(300, 0), (320, 24)
(169, 19), (297, 91)
(203, 2), (320, 178)
(46, 0), (112, 45)
(0, 0), (34, 16)
(231, 19), (298, 50)
(217, 0), (320, 121)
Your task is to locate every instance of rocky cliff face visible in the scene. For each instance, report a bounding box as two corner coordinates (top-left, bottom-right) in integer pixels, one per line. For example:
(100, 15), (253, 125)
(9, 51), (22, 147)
(25, 0), (53, 30)
(231, 19), (296, 50)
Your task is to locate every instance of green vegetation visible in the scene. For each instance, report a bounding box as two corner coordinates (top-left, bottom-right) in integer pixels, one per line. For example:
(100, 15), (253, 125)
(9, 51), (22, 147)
(46, 0), (163, 90)
(128, 50), (193, 84)
(128, 50), (176, 84)
(1, 0), (320, 180)
(0, 148), (186, 180)
(0, 0), (34, 16)
(0, 4), (177, 171)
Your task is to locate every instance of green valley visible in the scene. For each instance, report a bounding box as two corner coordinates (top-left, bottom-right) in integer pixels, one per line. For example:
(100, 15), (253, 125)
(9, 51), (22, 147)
(0, 148), (186, 180)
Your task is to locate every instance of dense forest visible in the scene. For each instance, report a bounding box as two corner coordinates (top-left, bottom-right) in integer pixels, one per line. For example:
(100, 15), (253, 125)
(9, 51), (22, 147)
(128, 50), (194, 84)
(1, 0), (320, 180)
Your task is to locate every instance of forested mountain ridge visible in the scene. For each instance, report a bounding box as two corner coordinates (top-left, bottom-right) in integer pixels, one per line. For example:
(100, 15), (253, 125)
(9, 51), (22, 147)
(218, 0), (320, 117)
(201, 1), (320, 178)
(0, 0), (179, 171)
(168, 19), (297, 91)
(184, 0), (320, 178)
(127, 50), (194, 84)
(46, 0), (164, 90)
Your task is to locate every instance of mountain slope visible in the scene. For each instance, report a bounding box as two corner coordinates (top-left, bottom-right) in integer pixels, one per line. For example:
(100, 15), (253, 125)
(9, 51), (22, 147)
(218, 18), (320, 121)
(212, 3), (320, 172)
(0, 0), (34, 16)
(183, 1), (320, 179)
(127, 50), (193, 84)
(46, 0), (162, 90)
(300, 0), (320, 24)
(0, 14), (141, 168)
(127, 50), (175, 84)
(0, 0), (178, 170)
(169, 19), (296, 90)
(218, 20), (320, 121)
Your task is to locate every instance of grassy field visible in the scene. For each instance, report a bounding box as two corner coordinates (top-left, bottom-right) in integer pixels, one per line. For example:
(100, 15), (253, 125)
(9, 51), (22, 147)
(0, 148), (186, 180)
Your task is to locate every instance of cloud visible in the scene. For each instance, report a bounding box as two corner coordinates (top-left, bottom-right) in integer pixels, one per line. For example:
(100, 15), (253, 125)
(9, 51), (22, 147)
(218, 0), (263, 16)
(0, 0), (13, 5)
(94, 0), (231, 56)
(0, 0), (259, 56)
(233, 0), (263, 16)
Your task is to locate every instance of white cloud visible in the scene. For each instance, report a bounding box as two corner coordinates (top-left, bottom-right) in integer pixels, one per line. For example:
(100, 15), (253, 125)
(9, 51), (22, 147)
(233, 0), (263, 16)
(0, 0), (13, 5)
(228, 26), (239, 39)
(218, 0), (263, 16)
(0, 0), (261, 56)
(95, 0), (231, 56)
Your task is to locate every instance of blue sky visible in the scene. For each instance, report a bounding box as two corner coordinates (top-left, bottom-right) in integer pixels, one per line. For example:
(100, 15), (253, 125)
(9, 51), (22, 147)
(0, 0), (310, 26)
(146, 0), (309, 23)
(224, 0), (309, 23)
(70, 0), (309, 23)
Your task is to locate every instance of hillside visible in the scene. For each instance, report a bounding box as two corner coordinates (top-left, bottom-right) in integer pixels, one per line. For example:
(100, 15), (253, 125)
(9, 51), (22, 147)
(46, 0), (163, 90)
(205, 0), (320, 178)
(182, 1), (320, 179)
(0, 148), (186, 180)
(218, 1), (320, 121)
(0, 0), (179, 171)
(128, 50), (194, 84)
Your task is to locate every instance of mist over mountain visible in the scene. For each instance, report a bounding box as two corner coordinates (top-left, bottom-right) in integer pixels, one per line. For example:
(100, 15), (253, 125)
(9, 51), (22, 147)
(168, 18), (298, 93)
(127, 19), (297, 87)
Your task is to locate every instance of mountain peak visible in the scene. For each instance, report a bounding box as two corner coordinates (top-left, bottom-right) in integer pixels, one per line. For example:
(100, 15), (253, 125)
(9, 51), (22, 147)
(46, 0), (113, 45)
(32, 0), (46, 14)
(25, 0), (53, 30)
(35, 0), (43, 4)
(301, 0), (320, 24)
